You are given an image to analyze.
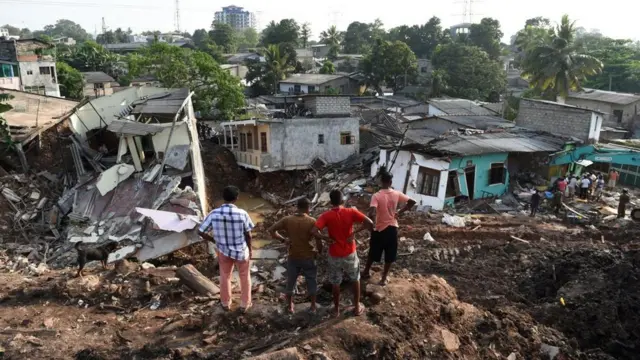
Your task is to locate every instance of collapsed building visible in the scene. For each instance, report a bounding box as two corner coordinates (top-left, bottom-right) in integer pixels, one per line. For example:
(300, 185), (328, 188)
(0, 87), (209, 266)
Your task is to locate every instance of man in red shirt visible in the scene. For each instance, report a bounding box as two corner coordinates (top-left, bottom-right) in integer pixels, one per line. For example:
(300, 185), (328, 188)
(312, 190), (373, 317)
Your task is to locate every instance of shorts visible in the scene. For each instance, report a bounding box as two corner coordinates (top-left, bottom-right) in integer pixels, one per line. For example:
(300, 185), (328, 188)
(327, 252), (360, 285)
(608, 179), (617, 188)
(285, 258), (317, 296)
(369, 226), (399, 263)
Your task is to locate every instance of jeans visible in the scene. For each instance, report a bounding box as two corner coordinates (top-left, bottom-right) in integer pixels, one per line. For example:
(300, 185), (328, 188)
(217, 251), (252, 308)
(285, 258), (317, 296)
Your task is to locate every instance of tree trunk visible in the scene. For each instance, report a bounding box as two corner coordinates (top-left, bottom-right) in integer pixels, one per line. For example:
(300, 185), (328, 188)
(176, 264), (220, 296)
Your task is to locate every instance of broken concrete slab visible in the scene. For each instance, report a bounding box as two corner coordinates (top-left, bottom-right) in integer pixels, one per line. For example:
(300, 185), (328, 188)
(164, 144), (190, 171)
(135, 207), (199, 232)
(69, 235), (99, 243)
(441, 329), (460, 352)
(136, 232), (202, 262)
(272, 265), (286, 281)
(96, 164), (135, 196)
(107, 245), (137, 263)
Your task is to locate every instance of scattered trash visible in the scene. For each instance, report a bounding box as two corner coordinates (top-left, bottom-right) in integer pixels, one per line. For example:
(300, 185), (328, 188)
(423, 232), (435, 242)
(442, 214), (466, 228)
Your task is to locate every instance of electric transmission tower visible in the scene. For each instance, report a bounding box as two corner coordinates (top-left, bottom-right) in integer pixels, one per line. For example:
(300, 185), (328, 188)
(174, 0), (181, 33)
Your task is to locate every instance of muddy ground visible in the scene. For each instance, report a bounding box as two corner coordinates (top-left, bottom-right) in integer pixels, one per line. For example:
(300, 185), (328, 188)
(1, 213), (639, 359)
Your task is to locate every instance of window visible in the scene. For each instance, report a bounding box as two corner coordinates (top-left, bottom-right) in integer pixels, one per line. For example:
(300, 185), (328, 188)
(94, 83), (104, 89)
(340, 132), (354, 145)
(614, 110), (623, 123)
(421, 66), (428, 73)
(26, 70), (33, 75)
(488, 163), (506, 185)
(0, 64), (11, 78)
(417, 167), (440, 197)
(39, 66), (51, 75)
(247, 132), (253, 150)
(308, 85), (316, 93)
(293, 84), (301, 93)
(339, 85), (345, 94)
(260, 132), (268, 152)
(318, 134), (324, 144)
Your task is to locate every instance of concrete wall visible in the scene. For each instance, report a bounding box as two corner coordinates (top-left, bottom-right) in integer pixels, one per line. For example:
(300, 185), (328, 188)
(566, 97), (640, 128)
(371, 149), (450, 211)
(0, 76), (20, 90)
(83, 82), (114, 98)
(446, 153), (509, 201)
(516, 99), (602, 143)
(304, 96), (351, 116)
(265, 117), (360, 170)
(19, 61), (60, 97)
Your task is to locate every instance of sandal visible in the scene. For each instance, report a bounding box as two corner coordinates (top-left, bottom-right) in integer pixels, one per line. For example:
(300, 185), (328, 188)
(353, 304), (366, 316)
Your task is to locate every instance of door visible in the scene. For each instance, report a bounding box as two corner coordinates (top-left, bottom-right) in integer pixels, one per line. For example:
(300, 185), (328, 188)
(465, 166), (476, 200)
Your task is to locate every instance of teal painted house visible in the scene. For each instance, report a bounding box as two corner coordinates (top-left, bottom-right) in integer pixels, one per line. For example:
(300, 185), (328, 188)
(372, 129), (568, 210)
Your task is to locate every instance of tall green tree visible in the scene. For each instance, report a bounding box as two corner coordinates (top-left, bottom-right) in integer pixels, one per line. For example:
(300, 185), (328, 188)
(319, 60), (336, 74)
(236, 27), (259, 50)
(261, 19), (300, 46)
(35, 19), (90, 42)
(56, 61), (84, 99)
(360, 39), (418, 93)
(387, 17), (449, 59)
(300, 23), (311, 48)
(245, 44), (296, 96)
(128, 43), (244, 119)
(577, 33), (640, 93)
(342, 22), (373, 54)
(59, 41), (124, 80)
(431, 42), (506, 101)
(210, 23), (236, 53)
(468, 18), (503, 60)
(320, 25), (342, 60)
(521, 15), (603, 99)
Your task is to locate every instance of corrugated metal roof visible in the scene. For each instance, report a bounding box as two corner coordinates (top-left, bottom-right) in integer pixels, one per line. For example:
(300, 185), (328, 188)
(568, 88), (640, 105)
(280, 74), (346, 86)
(82, 71), (115, 84)
(436, 115), (513, 130)
(131, 88), (189, 115)
(107, 120), (165, 136)
(429, 99), (498, 116)
(431, 130), (566, 155)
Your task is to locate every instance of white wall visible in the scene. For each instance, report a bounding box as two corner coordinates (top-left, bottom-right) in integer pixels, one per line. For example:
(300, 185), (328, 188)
(371, 149), (450, 210)
(589, 112), (603, 142)
(19, 61), (60, 97)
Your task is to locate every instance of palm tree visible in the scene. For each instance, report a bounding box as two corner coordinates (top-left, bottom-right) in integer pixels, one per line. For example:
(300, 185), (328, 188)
(521, 15), (603, 101)
(320, 25), (342, 59)
(264, 44), (294, 94)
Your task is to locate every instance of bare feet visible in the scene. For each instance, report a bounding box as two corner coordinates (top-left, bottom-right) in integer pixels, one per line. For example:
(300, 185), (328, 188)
(332, 306), (340, 318)
(288, 303), (295, 314)
(379, 278), (388, 286)
(353, 303), (365, 316)
(309, 303), (317, 313)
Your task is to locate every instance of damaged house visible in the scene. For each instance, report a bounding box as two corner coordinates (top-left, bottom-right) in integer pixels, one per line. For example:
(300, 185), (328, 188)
(371, 128), (572, 211)
(221, 95), (359, 172)
(57, 87), (207, 263)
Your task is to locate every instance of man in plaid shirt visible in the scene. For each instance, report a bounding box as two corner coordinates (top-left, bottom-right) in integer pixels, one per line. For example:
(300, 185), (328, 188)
(198, 186), (255, 312)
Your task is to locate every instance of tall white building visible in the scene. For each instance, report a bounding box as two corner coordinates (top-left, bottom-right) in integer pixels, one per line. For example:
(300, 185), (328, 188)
(214, 5), (256, 30)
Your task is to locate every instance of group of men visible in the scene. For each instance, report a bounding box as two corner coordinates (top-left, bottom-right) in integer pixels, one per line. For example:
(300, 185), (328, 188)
(529, 169), (630, 218)
(198, 171), (416, 317)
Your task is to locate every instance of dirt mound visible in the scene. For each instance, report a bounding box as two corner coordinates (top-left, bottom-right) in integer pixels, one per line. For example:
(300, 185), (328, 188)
(520, 248), (640, 359)
(301, 274), (573, 360)
(200, 142), (248, 207)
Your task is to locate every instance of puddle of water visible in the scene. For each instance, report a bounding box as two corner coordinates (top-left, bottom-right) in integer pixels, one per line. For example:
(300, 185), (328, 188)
(214, 192), (274, 225)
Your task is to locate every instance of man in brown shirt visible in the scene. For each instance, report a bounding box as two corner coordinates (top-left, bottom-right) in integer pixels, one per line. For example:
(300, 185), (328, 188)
(269, 198), (322, 313)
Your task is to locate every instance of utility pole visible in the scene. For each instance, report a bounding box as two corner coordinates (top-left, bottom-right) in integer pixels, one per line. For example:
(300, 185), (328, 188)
(609, 74), (613, 91)
(101, 17), (107, 34)
(175, 0), (181, 33)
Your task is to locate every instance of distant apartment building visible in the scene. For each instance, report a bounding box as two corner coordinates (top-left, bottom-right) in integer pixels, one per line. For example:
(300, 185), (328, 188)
(0, 39), (61, 97)
(52, 37), (76, 46)
(214, 5), (256, 30)
(0, 27), (9, 38)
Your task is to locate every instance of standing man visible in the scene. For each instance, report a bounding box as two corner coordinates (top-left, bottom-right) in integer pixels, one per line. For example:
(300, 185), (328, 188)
(580, 175), (591, 200)
(618, 189), (630, 219)
(198, 186), (255, 313)
(312, 190), (373, 317)
(530, 190), (541, 217)
(362, 172), (416, 285)
(557, 177), (568, 197)
(594, 175), (605, 202)
(609, 169), (619, 189)
(269, 198), (321, 314)
(552, 189), (563, 215)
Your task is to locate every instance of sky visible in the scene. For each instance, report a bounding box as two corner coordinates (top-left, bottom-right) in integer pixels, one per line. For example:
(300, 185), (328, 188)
(0, 0), (637, 42)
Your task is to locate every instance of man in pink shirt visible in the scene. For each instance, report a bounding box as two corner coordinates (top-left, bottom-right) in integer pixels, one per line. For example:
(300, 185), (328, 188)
(363, 171), (416, 285)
